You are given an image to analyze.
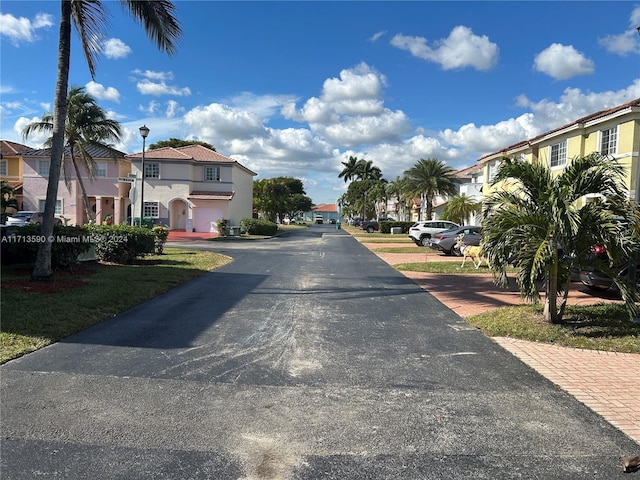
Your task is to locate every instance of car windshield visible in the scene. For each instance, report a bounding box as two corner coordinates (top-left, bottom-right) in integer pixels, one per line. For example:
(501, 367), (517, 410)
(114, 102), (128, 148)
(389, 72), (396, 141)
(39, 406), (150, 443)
(12, 212), (32, 218)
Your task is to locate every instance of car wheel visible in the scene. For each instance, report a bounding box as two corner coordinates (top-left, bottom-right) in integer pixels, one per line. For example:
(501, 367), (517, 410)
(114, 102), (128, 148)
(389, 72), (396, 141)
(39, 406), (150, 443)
(419, 236), (430, 247)
(366, 226), (374, 233)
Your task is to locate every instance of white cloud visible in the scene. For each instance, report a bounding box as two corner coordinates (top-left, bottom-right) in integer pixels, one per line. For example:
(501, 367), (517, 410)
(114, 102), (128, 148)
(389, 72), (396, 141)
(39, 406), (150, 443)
(103, 38), (132, 59)
(139, 100), (160, 115)
(0, 12), (53, 44)
(533, 43), (594, 80)
(184, 103), (266, 139)
(598, 6), (640, 56)
(13, 116), (49, 146)
(369, 30), (387, 42)
(85, 81), (120, 102)
(225, 92), (298, 119)
(390, 26), (499, 71)
(166, 100), (184, 119)
(282, 63), (410, 147)
(132, 69), (174, 81)
(136, 79), (191, 96)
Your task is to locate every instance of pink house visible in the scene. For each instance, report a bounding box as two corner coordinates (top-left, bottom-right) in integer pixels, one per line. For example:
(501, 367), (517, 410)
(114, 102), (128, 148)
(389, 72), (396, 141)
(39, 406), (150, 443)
(20, 144), (131, 226)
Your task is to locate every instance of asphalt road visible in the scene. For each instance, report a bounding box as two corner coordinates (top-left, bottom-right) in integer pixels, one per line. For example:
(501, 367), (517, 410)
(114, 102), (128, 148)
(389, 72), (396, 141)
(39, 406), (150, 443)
(2, 224), (637, 479)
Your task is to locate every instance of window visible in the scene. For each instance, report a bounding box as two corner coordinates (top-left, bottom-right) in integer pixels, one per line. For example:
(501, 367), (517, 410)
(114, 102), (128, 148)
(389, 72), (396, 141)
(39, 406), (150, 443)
(600, 127), (617, 156)
(549, 140), (567, 168)
(143, 201), (159, 218)
(37, 160), (50, 176)
(38, 199), (63, 214)
(488, 160), (500, 181)
(144, 162), (160, 179)
(204, 165), (221, 182)
(95, 161), (107, 177)
(0, 159), (7, 176)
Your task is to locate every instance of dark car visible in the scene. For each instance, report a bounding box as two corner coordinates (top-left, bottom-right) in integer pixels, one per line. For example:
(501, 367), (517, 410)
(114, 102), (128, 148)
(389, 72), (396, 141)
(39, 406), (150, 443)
(579, 244), (640, 293)
(360, 217), (392, 233)
(429, 225), (482, 255)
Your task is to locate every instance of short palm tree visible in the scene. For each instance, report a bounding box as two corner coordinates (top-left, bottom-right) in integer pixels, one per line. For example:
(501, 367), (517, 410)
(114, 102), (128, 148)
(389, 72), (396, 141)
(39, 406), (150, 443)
(23, 86), (123, 223)
(441, 194), (481, 225)
(482, 153), (638, 324)
(32, 0), (181, 282)
(1, 181), (19, 221)
(404, 158), (459, 220)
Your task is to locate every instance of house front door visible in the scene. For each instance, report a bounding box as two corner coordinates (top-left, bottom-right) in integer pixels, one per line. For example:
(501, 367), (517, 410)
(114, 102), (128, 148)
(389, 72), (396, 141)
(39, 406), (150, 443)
(170, 199), (188, 230)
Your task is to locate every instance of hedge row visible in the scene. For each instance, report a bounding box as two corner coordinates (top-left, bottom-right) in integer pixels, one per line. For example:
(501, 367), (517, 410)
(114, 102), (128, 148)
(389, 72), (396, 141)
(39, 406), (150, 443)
(240, 218), (278, 236)
(379, 221), (414, 234)
(2, 224), (167, 267)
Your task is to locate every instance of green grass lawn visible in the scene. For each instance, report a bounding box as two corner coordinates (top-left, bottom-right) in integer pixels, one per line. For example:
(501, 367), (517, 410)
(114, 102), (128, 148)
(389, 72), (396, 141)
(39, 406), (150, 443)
(0, 248), (231, 363)
(394, 261), (509, 274)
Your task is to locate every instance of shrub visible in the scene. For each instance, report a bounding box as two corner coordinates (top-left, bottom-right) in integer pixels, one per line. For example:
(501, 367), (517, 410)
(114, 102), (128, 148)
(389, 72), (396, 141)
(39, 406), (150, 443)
(380, 221), (413, 234)
(87, 224), (155, 264)
(152, 225), (169, 254)
(216, 218), (229, 237)
(240, 218), (278, 236)
(2, 224), (92, 268)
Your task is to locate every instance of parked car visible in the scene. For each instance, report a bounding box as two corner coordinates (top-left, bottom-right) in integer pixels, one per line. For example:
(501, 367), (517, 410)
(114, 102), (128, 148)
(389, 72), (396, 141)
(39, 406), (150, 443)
(5, 211), (63, 227)
(429, 225), (482, 255)
(408, 220), (460, 246)
(579, 244), (640, 292)
(360, 217), (392, 233)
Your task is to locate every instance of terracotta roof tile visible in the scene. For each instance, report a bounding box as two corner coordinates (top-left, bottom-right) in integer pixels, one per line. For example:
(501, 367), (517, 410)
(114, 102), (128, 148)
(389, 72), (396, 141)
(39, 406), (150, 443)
(1, 140), (31, 156)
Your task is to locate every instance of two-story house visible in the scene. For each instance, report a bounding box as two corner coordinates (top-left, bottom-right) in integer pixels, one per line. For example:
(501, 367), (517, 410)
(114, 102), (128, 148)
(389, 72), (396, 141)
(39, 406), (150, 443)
(19, 144), (130, 226)
(125, 145), (256, 232)
(479, 98), (640, 205)
(1, 140), (29, 212)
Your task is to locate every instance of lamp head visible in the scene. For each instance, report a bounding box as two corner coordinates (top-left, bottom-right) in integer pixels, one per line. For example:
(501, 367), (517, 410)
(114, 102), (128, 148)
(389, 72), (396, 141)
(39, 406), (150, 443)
(139, 125), (150, 139)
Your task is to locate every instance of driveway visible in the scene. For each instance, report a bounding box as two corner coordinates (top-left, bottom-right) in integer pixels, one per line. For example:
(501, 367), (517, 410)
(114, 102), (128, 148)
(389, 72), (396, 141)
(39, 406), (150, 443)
(2, 225), (637, 479)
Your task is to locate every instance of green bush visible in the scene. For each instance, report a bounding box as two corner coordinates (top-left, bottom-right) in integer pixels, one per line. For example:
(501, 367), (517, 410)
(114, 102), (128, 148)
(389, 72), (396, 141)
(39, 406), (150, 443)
(152, 225), (169, 254)
(240, 218), (278, 236)
(87, 224), (155, 264)
(379, 221), (413, 234)
(216, 218), (229, 237)
(2, 224), (92, 268)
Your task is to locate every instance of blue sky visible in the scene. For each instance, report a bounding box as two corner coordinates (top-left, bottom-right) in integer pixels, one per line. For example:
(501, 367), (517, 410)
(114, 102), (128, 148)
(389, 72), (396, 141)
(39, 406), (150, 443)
(1, 1), (639, 205)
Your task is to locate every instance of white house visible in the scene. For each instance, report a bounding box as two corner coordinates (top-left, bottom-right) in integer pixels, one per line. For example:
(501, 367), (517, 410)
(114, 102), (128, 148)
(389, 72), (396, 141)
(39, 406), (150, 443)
(126, 145), (256, 232)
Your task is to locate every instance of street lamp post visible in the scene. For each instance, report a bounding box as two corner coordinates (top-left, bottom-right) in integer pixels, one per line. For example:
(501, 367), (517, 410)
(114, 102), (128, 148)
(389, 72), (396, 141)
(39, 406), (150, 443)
(139, 125), (149, 226)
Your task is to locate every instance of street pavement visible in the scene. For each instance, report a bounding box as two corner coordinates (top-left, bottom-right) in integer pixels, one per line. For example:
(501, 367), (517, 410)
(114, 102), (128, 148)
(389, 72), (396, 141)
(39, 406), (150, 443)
(2, 224), (638, 479)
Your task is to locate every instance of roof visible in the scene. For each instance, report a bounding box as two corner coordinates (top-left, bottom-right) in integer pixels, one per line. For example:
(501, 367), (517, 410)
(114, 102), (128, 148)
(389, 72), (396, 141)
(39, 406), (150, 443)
(313, 203), (337, 213)
(188, 191), (235, 201)
(127, 144), (257, 176)
(19, 143), (127, 159)
(1, 140), (31, 157)
(454, 164), (483, 178)
(477, 97), (640, 163)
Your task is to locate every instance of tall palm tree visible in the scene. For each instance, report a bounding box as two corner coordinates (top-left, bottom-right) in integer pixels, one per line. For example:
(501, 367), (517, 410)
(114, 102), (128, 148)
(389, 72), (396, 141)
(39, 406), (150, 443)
(32, 0), (181, 282)
(355, 159), (383, 181)
(338, 155), (360, 183)
(404, 158), (459, 221)
(441, 194), (481, 225)
(23, 86), (123, 223)
(386, 176), (410, 220)
(482, 153), (637, 324)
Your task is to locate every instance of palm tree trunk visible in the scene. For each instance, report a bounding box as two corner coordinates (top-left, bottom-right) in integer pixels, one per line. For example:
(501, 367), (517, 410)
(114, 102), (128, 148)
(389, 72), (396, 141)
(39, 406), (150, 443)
(70, 151), (93, 223)
(31, 0), (71, 282)
(543, 248), (561, 324)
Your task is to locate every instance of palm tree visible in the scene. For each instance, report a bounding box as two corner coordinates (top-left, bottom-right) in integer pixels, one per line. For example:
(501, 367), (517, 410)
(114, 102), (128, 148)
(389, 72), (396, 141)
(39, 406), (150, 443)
(32, 0), (181, 282)
(404, 158), (459, 221)
(482, 153), (637, 324)
(355, 159), (383, 181)
(441, 194), (481, 225)
(338, 155), (360, 183)
(1, 181), (19, 222)
(23, 86), (123, 223)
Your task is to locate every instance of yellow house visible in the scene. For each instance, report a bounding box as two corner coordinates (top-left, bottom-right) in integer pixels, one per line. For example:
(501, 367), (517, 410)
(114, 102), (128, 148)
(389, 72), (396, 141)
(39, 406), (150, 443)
(1, 140), (28, 211)
(478, 98), (640, 203)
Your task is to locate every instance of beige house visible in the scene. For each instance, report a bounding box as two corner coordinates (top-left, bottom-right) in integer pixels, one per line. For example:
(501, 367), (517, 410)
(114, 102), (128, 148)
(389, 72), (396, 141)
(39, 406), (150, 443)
(478, 98), (640, 204)
(126, 145), (256, 232)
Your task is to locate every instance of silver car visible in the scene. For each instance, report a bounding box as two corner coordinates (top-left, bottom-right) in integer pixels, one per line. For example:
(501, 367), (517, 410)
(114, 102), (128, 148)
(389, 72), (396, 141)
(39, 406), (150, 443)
(408, 220), (459, 246)
(5, 211), (63, 227)
(429, 225), (482, 255)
